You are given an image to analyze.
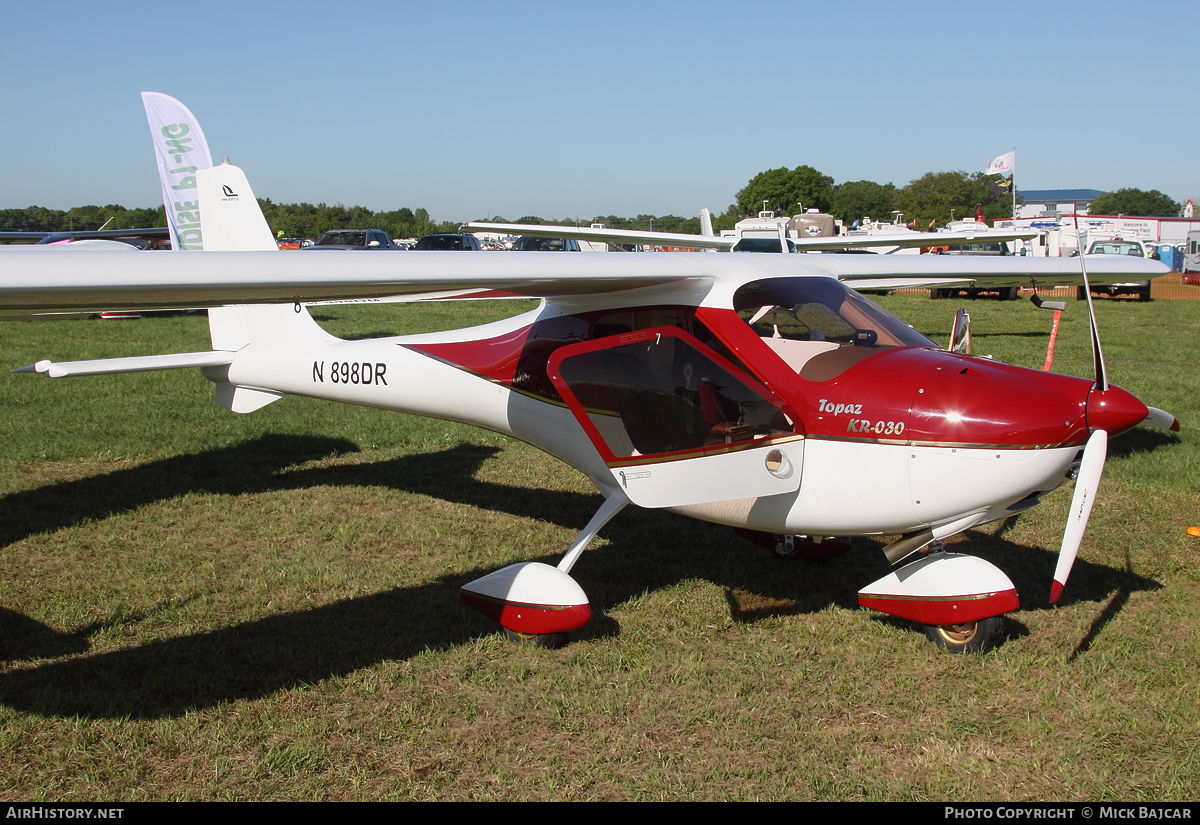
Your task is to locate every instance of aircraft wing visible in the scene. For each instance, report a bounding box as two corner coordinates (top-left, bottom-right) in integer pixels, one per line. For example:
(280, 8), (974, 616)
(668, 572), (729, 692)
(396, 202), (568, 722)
(463, 221), (1036, 253)
(797, 228), (1037, 251)
(0, 248), (712, 314)
(0, 248), (1168, 317)
(798, 253), (1170, 291)
(463, 221), (734, 250)
(0, 227), (171, 246)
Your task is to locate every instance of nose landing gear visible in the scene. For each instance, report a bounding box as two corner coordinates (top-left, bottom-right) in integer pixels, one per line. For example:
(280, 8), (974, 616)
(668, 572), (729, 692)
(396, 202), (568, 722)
(923, 616), (1004, 653)
(858, 551), (1017, 653)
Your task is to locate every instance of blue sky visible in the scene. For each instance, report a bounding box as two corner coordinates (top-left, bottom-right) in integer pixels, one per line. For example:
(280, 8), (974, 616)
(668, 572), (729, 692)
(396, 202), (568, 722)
(3, 0), (1195, 222)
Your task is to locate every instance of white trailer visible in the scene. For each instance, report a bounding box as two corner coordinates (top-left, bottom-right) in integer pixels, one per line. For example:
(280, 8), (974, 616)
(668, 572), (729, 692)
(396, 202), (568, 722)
(1184, 230), (1200, 274)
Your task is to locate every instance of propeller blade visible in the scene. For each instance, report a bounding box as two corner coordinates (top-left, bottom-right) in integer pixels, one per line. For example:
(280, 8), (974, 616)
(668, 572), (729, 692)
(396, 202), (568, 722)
(1051, 429), (1107, 603)
(1073, 213), (1108, 391)
(1142, 406), (1181, 432)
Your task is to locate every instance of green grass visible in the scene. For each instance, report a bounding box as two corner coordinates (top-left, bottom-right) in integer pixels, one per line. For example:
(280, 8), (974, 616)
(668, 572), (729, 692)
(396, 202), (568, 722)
(0, 294), (1196, 800)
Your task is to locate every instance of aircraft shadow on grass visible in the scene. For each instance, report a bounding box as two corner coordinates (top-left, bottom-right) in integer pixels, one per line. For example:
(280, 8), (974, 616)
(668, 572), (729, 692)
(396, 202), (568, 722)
(0, 435), (1162, 720)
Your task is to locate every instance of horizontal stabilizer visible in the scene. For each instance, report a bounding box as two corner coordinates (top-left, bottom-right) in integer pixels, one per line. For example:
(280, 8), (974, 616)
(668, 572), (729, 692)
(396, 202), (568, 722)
(14, 350), (234, 378)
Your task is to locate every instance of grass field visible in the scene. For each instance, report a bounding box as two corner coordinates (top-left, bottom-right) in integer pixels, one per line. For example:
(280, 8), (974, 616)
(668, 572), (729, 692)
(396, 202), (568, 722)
(0, 292), (1196, 801)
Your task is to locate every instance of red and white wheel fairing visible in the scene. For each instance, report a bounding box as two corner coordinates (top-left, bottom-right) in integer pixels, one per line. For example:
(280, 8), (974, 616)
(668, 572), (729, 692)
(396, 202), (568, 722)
(461, 562), (591, 635)
(858, 552), (1019, 626)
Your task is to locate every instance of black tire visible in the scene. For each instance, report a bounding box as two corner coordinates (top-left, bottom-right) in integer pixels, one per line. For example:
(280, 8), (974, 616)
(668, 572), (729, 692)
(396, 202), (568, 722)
(1004, 287), (1020, 301)
(503, 628), (569, 649)
(922, 615), (1003, 654)
(1076, 286), (1088, 301)
(930, 288), (941, 300)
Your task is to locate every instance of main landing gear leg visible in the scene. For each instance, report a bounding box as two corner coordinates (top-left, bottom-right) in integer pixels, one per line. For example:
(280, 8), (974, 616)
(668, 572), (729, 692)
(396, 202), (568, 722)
(461, 490), (629, 649)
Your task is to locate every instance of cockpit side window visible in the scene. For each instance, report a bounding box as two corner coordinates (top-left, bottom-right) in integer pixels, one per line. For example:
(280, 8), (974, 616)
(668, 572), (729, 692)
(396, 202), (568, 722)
(550, 327), (796, 462)
(513, 306), (758, 403)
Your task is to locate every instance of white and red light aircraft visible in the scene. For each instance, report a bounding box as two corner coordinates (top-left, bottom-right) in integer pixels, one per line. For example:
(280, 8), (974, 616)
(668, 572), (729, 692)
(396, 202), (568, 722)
(0, 167), (1178, 653)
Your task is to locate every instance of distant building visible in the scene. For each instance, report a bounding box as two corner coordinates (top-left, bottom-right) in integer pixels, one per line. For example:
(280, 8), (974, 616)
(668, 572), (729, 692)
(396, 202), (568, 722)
(1016, 189), (1106, 218)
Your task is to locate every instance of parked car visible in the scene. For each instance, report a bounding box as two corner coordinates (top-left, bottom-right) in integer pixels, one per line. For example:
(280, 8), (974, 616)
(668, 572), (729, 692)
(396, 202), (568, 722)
(413, 233), (482, 251)
(511, 236), (581, 251)
(302, 229), (403, 250)
(1076, 238), (1155, 301)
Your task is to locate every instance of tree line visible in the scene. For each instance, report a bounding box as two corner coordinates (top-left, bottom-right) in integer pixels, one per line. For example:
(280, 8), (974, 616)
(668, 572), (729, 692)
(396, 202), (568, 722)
(1, 175), (1186, 239)
(0, 204), (167, 234)
(725, 166), (1186, 228)
(725, 166), (1010, 229)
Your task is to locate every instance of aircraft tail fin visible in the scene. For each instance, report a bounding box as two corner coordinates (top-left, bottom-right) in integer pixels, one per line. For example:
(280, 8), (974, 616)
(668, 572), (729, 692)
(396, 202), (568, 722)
(699, 208), (717, 252)
(208, 302), (333, 352)
(196, 162), (277, 251)
(207, 302), (334, 412)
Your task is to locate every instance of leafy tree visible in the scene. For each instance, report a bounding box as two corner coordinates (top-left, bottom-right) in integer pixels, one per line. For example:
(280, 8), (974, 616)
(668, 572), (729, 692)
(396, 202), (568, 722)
(829, 180), (897, 225)
(106, 206), (166, 229)
(892, 170), (1010, 228)
(0, 204), (165, 233)
(1088, 188), (1181, 217)
(256, 200), (452, 239)
(735, 166), (833, 217)
(711, 205), (742, 233)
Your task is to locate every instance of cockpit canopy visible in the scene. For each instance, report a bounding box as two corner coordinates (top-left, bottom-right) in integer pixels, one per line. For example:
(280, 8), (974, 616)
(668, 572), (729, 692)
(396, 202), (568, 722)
(733, 277), (936, 381)
(734, 277), (934, 349)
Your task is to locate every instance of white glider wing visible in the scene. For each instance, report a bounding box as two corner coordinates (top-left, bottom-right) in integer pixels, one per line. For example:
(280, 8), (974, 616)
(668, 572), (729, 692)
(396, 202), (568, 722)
(793, 228), (1037, 252)
(465, 221), (733, 251)
(796, 253), (1170, 291)
(463, 221), (1037, 253)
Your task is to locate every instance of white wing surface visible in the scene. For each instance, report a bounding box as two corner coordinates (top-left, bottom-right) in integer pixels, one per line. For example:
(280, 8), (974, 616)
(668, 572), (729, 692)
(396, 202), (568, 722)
(463, 221), (1037, 253)
(465, 221), (734, 250)
(0, 248), (1169, 315)
(0, 248), (711, 313)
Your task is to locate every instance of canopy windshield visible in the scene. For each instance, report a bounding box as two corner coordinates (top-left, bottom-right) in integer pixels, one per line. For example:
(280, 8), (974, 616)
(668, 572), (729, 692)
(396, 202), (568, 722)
(733, 277), (935, 349)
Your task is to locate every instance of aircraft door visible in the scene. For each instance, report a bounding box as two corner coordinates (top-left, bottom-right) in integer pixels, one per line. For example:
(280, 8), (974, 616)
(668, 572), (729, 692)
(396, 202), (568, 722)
(548, 327), (804, 508)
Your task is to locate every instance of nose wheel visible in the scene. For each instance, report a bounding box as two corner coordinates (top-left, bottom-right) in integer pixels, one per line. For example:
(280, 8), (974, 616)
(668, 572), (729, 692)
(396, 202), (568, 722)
(922, 615), (1003, 653)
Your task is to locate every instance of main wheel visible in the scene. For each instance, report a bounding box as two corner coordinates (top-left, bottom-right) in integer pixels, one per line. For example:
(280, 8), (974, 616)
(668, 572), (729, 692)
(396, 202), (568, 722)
(930, 288), (942, 300)
(923, 615), (1003, 653)
(503, 628), (569, 649)
(1004, 286), (1020, 301)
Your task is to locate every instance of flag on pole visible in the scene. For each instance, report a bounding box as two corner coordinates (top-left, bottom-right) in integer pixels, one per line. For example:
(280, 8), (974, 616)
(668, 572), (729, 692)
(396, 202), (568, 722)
(986, 151), (1015, 175)
(992, 174), (1014, 198)
(141, 92), (214, 250)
